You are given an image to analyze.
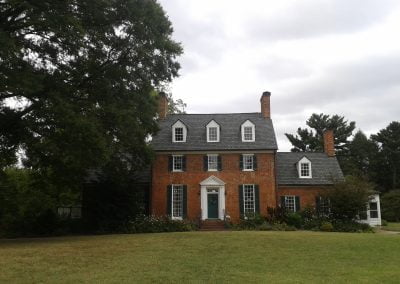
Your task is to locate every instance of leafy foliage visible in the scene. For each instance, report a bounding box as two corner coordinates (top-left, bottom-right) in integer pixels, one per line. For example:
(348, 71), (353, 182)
(0, 0), (182, 189)
(381, 190), (400, 222)
(128, 215), (196, 233)
(0, 168), (59, 237)
(285, 113), (356, 154)
(82, 175), (148, 233)
(166, 92), (187, 114)
(324, 176), (374, 221)
(371, 121), (400, 191)
(341, 131), (378, 177)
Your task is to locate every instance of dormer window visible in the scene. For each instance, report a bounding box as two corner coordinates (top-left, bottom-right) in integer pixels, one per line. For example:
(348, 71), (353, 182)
(175, 128), (184, 141)
(206, 120), (220, 142)
(172, 120), (187, 143)
(298, 157), (312, 178)
(241, 120), (255, 142)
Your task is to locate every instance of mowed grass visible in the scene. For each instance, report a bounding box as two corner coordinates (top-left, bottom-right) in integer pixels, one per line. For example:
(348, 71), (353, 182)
(381, 222), (400, 232)
(1, 231), (400, 283)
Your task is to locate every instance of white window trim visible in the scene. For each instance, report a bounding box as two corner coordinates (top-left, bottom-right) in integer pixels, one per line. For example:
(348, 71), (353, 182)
(243, 184), (256, 214)
(172, 155), (183, 172)
(242, 154), (254, 171)
(207, 154), (218, 172)
(206, 120), (220, 142)
(298, 157), (312, 178)
(241, 120), (255, 142)
(172, 120), (187, 143)
(171, 184), (183, 220)
(284, 195), (297, 212)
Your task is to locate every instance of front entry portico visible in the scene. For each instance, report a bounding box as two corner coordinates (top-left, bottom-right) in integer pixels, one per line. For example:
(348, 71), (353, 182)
(200, 176), (226, 220)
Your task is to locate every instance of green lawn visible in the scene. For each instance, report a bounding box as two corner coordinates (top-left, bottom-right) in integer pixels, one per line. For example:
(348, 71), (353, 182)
(381, 222), (400, 232)
(1, 231), (399, 283)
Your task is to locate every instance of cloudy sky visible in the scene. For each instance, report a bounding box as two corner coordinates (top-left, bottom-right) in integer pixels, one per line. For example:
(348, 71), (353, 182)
(159, 0), (400, 151)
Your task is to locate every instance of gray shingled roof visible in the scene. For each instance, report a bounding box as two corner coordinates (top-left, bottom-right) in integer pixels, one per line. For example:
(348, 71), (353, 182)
(151, 113), (278, 151)
(276, 152), (344, 185)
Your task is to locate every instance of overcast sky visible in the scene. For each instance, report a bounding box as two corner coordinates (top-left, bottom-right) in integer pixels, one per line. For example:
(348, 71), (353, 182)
(159, 0), (400, 151)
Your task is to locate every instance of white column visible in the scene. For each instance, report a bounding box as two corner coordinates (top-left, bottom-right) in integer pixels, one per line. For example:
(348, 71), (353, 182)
(200, 186), (207, 220)
(219, 186), (225, 220)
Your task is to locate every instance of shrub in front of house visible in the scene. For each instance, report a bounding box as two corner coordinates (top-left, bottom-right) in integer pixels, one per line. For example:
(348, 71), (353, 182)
(236, 213), (265, 230)
(320, 221), (334, 232)
(324, 176), (374, 222)
(127, 215), (197, 233)
(332, 220), (373, 233)
(285, 212), (303, 229)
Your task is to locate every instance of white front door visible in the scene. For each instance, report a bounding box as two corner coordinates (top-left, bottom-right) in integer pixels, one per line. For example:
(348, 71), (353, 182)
(200, 176), (226, 220)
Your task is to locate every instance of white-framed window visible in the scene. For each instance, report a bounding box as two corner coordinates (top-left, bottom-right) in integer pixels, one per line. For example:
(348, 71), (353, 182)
(369, 202), (379, 219)
(316, 196), (330, 216)
(57, 206), (82, 219)
(300, 163), (310, 177)
(208, 127), (218, 141)
(173, 155), (183, 171)
(206, 120), (220, 142)
(175, 127), (184, 141)
(172, 120), (187, 142)
(172, 185), (183, 219)
(243, 154), (254, 171)
(241, 120), (255, 142)
(284, 196), (296, 212)
(243, 185), (255, 214)
(244, 127), (253, 140)
(208, 154), (218, 171)
(298, 157), (312, 178)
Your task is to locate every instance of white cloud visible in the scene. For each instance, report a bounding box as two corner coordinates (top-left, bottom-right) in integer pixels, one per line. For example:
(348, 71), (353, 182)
(159, 0), (400, 150)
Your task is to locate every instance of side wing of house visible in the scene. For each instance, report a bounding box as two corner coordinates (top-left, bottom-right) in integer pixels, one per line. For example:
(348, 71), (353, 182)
(276, 152), (344, 213)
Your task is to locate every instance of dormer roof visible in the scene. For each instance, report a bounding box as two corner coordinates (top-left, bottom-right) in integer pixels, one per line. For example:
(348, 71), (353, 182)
(276, 152), (344, 185)
(152, 113), (277, 151)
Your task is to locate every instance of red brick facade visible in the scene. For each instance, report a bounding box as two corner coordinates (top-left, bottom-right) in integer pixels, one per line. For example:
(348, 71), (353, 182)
(151, 152), (277, 222)
(277, 185), (329, 210)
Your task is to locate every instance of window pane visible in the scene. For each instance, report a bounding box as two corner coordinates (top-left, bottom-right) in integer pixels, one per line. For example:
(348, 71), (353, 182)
(244, 126), (253, 140)
(369, 202), (378, 218)
(370, 211), (378, 218)
(175, 127), (183, 141)
(173, 155), (183, 171)
(317, 197), (330, 216)
(243, 185), (255, 214)
(243, 155), (253, 170)
(71, 207), (82, 219)
(208, 127), (218, 141)
(285, 196), (295, 212)
(208, 155), (218, 170)
(172, 185), (183, 218)
(300, 163), (310, 177)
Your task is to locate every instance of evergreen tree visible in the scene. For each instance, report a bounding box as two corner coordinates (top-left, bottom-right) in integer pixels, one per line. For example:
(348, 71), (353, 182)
(340, 130), (378, 178)
(285, 113), (356, 154)
(371, 121), (400, 191)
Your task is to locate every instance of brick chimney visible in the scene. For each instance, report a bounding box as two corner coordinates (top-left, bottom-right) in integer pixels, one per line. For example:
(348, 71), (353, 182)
(158, 92), (168, 119)
(260, 91), (271, 119)
(323, 130), (335, 157)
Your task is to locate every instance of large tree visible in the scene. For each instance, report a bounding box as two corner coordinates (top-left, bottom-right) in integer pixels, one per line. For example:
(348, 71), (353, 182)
(285, 113), (356, 154)
(340, 130), (379, 178)
(371, 121), (400, 191)
(0, 1), (182, 187)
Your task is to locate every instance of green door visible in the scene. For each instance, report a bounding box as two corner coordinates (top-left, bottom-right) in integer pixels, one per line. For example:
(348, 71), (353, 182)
(207, 194), (219, 219)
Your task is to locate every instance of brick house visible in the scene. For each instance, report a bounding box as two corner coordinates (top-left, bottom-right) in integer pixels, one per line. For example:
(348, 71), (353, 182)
(150, 92), (381, 225)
